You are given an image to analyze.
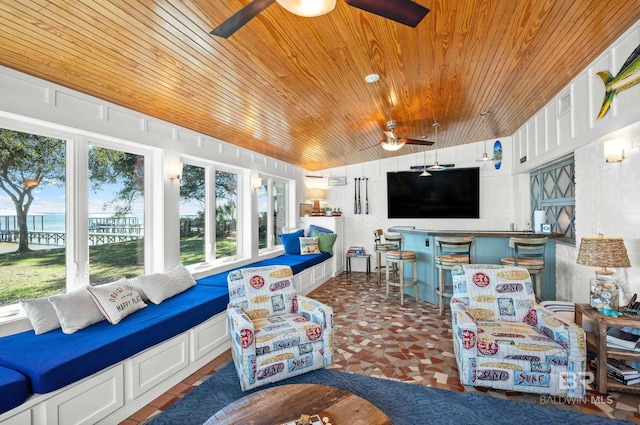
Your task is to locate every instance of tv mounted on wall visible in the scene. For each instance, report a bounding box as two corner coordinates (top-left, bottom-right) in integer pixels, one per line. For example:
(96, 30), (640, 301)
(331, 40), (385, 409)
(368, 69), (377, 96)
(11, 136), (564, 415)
(387, 168), (480, 219)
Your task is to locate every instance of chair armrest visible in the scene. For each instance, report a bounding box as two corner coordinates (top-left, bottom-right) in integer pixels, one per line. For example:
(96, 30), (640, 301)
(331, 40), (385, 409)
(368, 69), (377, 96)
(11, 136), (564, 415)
(227, 305), (256, 353)
(526, 304), (587, 397)
(450, 299), (478, 334)
(295, 295), (334, 330)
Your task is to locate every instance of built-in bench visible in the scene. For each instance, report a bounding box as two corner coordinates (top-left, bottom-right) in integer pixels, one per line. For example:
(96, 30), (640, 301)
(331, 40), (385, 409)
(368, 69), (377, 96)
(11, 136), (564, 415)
(0, 252), (334, 425)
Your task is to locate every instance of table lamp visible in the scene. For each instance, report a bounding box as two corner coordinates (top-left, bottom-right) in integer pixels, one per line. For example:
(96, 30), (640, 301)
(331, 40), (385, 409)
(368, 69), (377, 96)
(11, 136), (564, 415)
(308, 188), (326, 211)
(576, 235), (630, 313)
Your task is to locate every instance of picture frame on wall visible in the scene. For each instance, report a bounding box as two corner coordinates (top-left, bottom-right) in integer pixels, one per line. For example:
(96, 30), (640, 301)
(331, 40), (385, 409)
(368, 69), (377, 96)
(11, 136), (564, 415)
(328, 176), (347, 186)
(300, 203), (312, 217)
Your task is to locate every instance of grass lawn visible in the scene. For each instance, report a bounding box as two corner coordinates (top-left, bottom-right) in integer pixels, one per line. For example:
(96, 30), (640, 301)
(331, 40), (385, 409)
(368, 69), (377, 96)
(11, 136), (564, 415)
(0, 236), (237, 306)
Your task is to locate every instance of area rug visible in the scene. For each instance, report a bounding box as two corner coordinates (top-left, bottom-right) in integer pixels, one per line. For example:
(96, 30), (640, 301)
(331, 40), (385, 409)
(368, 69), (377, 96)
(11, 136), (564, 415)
(148, 362), (631, 425)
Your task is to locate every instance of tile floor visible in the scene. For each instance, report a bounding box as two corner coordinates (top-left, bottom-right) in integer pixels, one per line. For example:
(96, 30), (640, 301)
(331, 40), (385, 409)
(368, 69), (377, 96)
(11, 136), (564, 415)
(122, 272), (640, 424)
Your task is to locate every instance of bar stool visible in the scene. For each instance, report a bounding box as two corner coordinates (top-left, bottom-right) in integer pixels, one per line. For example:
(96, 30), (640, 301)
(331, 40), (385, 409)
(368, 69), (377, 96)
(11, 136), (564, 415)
(373, 229), (399, 286)
(435, 236), (474, 316)
(385, 235), (418, 305)
(500, 237), (548, 301)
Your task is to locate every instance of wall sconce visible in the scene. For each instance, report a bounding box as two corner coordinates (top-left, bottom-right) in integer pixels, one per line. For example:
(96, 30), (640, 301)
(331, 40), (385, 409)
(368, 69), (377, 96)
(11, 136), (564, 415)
(604, 140), (625, 163)
(252, 175), (262, 191)
(167, 161), (183, 180)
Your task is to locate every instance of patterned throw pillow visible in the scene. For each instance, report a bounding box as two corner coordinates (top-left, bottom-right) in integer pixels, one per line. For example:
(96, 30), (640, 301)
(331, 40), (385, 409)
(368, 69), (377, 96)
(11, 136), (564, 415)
(299, 237), (321, 255)
(87, 278), (147, 324)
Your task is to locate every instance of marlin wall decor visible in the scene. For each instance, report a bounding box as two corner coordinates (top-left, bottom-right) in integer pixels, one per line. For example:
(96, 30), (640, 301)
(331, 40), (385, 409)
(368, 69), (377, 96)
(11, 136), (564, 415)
(596, 43), (640, 119)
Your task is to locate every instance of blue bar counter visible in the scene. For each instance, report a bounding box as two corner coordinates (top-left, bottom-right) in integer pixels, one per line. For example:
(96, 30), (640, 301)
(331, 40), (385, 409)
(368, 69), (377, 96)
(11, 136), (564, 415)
(387, 228), (558, 304)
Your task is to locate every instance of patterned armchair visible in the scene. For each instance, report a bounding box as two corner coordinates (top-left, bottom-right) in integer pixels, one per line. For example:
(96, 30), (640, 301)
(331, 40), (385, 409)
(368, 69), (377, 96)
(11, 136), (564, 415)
(450, 264), (586, 398)
(227, 265), (334, 391)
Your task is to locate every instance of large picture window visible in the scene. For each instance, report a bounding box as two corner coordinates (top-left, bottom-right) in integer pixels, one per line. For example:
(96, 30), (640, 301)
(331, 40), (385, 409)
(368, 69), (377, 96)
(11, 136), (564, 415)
(530, 156), (575, 244)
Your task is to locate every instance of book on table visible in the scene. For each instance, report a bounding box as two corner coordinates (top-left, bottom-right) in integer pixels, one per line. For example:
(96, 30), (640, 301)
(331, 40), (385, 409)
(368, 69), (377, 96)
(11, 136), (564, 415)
(606, 327), (640, 350)
(589, 359), (640, 384)
(606, 371), (640, 386)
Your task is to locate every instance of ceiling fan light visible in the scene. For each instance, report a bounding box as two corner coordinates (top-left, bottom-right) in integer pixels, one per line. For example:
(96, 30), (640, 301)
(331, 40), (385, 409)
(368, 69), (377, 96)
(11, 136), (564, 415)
(381, 140), (405, 151)
(276, 0), (336, 17)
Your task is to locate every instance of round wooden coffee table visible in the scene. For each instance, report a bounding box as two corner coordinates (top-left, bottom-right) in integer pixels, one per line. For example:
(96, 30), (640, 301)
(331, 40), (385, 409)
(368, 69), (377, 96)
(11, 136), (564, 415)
(210, 383), (392, 425)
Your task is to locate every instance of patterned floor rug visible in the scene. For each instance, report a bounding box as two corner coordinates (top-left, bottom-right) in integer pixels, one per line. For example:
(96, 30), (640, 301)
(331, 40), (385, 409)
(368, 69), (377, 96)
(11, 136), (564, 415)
(148, 361), (631, 425)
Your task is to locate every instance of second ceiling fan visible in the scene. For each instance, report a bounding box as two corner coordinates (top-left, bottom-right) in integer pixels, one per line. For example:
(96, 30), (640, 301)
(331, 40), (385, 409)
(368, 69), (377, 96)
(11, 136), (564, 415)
(380, 120), (434, 151)
(210, 0), (430, 38)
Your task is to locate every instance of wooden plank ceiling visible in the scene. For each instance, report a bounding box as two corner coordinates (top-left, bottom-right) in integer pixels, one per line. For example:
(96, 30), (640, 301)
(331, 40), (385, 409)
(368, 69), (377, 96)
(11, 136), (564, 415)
(1, 1), (639, 171)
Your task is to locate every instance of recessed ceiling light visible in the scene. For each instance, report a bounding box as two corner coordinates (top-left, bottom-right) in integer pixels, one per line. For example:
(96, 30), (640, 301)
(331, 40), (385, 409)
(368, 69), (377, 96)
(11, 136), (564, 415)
(364, 74), (379, 83)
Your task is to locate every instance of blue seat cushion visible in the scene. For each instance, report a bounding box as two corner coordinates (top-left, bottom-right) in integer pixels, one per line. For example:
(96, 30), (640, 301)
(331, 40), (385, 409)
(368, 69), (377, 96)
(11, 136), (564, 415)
(196, 253), (332, 288)
(0, 285), (228, 394)
(0, 366), (29, 414)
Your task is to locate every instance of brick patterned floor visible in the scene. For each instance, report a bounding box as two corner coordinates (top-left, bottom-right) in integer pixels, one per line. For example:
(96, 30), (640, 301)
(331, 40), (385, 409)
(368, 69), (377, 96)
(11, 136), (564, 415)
(124, 272), (640, 424)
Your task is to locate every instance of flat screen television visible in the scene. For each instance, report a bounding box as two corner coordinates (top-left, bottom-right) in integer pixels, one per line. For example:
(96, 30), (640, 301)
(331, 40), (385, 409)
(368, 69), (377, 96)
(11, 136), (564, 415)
(387, 168), (480, 219)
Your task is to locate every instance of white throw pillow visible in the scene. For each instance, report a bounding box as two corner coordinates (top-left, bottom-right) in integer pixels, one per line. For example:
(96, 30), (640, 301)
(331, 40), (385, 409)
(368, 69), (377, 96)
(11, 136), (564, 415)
(87, 278), (147, 324)
(21, 297), (61, 335)
(49, 287), (106, 334)
(137, 263), (196, 304)
(299, 237), (321, 255)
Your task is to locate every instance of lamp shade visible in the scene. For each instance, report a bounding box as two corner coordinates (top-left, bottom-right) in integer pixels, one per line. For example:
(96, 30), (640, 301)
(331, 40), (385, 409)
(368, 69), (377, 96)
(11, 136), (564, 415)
(576, 236), (631, 271)
(308, 188), (326, 200)
(276, 0), (336, 17)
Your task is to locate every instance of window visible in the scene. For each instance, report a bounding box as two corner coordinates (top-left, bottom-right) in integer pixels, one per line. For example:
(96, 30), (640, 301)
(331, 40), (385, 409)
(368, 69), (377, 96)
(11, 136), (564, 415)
(258, 176), (288, 251)
(0, 129), (67, 307)
(530, 156), (575, 244)
(179, 162), (239, 265)
(88, 146), (146, 284)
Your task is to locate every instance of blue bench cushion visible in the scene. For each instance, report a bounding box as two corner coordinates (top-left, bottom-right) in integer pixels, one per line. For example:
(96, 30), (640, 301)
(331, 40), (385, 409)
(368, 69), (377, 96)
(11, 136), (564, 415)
(196, 253), (332, 288)
(0, 366), (29, 414)
(0, 285), (228, 394)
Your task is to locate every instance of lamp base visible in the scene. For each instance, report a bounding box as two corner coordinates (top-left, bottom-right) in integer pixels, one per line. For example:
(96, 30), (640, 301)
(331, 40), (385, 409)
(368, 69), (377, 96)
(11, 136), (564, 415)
(312, 200), (320, 210)
(590, 275), (619, 310)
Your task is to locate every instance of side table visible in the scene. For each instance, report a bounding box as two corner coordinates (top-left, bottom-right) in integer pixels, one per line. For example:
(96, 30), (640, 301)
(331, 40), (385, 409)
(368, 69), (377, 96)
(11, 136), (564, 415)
(575, 303), (640, 394)
(346, 253), (371, 275)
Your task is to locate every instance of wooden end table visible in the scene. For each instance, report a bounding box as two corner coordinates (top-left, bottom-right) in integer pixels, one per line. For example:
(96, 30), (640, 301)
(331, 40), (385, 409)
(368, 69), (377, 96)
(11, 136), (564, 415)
(574, 303), (640, 394)
(210, 383), (392, 425)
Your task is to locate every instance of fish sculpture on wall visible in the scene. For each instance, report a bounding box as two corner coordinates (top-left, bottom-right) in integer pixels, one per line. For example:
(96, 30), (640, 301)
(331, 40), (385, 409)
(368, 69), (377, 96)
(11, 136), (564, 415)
(596, 43), (640, 119)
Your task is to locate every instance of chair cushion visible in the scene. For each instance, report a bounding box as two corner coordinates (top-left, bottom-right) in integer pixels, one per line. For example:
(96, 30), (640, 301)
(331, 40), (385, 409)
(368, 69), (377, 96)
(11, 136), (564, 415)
(500, 257), (544, 267)
(386, 250), (416, 260)
(228, 266), (296, 319)
(374, 243), (397, 252)
(436, 254), (470, 265)
(253, 312), (324, 357)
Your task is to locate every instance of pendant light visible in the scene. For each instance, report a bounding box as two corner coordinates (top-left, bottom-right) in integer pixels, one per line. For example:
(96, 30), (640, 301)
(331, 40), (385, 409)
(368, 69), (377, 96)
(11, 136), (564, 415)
(476, 111), (496, 162)
(427, 123), (444, 171)
(420, 149), (431, 177)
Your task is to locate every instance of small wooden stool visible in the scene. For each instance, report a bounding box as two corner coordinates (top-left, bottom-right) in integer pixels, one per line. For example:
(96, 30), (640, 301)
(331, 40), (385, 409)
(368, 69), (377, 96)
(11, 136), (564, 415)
(435, 236), (473, 316)
(385, 250), (418, 305)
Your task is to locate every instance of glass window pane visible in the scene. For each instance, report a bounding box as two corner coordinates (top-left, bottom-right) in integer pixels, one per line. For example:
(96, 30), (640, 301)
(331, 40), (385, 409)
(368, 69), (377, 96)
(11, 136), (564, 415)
(258, 178), (268, 250)
(215, 170), (238, 259)
(273, 181), (286, 246)
(88, 146), (144, 284)
(0, 129), (66, 307)
(180, 164), (205, 265)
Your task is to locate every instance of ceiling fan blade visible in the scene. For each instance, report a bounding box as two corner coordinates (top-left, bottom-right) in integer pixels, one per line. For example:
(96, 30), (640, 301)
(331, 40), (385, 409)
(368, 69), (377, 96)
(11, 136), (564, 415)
(343, 0), (430, 27)
(402, 138), (434, 146)
(359, 141), (383, 151)
(210, 0), (276, 38)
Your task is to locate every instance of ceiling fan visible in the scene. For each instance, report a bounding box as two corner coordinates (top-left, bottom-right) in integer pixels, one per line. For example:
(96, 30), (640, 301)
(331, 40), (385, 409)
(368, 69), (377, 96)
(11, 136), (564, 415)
(380, 120), (434, 151)
(210, 0), (430, 38)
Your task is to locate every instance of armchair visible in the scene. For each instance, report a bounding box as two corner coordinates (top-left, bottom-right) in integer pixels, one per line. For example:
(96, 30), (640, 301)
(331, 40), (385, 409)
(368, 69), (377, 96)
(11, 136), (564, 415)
(227, 265), (334, 391)
(450, 264), (586, 398)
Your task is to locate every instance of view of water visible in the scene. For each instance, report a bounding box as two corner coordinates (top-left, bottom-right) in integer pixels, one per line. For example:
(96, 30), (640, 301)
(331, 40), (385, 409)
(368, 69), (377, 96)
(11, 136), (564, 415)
(0, 213), (144, 233)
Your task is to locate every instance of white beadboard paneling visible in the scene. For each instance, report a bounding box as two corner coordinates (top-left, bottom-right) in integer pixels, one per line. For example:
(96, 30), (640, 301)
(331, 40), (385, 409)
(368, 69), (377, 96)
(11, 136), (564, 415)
(571, 73), (589, 138)
(56, 91), (104, 120)
(107, 108), (144, 131)
(0, 72), (49, 104)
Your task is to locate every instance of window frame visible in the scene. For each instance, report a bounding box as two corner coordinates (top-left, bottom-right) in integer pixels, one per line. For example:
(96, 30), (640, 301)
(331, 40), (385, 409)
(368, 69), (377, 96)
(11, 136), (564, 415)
(258, 174), (289, 253)
(530, 156), (576, 245)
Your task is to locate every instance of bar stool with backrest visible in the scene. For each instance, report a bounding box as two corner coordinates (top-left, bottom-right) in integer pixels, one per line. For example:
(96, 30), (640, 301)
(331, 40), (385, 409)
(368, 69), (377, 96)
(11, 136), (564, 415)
(435, 236), (474, 315)
(373, 229), (399, 286)
(384, 233), (418, 305)
(500, 237), (548, 301)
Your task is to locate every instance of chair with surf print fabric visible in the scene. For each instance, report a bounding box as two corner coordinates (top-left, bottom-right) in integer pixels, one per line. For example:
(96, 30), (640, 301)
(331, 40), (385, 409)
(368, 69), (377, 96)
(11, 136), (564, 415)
(226, 265), (334, 391)
(449, 264), (586, 398)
